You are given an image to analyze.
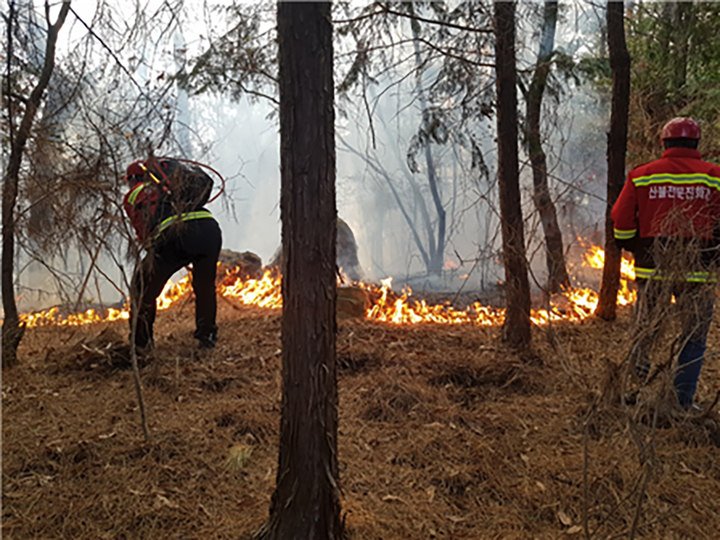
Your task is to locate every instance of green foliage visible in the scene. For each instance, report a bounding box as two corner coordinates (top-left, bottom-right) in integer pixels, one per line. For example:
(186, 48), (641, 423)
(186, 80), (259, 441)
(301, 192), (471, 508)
(552, 50), (584, 87)
(578, 2), (720, 165)
(176, 3), (277, 103)
(625, 1), (720, 164)
(575, 56), (611, 88)
(337, 48), (374, 95)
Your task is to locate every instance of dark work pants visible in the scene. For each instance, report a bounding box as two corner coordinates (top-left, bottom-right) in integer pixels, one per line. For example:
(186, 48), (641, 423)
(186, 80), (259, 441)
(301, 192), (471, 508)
(130, 218), (222, 348)
(631, 279), (715, 408)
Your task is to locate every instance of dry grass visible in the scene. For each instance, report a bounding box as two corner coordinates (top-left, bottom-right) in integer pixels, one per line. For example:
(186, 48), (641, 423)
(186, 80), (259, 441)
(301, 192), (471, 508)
(3, 295), (720, 539)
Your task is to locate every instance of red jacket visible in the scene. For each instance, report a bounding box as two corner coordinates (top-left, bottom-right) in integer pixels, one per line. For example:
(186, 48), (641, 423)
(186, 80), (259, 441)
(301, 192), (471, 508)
(123, 180), (215, 246)
(123, 181), (161, 243)
(611, 147), (720, 280)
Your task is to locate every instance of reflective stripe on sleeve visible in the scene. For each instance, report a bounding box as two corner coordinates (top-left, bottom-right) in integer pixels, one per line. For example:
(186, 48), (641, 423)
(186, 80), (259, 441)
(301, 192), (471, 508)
(634, 267), (658, 280)
(614, 228), (637, 240)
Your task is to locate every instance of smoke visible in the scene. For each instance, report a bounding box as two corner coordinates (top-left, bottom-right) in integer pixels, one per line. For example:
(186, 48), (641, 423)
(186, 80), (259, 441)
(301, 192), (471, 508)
(12, 0), (615, 315)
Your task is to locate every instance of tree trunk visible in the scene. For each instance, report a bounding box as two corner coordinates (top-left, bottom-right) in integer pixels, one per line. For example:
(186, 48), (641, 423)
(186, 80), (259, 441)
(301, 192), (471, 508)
(409, 4), (446, 275)
(494, 1), (532, 348)
(2, 0), (70, 368)
(256, 2), (342, 539)
(660, 1), (693, 94)
(524, 1), (570, 294)
(596, 1), (630, 321)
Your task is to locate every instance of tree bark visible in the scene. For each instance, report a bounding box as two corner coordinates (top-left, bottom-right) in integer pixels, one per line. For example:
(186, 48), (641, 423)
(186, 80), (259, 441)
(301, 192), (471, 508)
(2, 0), (71, 368)
(494, 1), (532, 348)
(256, 2), (342, 539)
(596, 1), (630, 321)
(524, 1), (570, 294)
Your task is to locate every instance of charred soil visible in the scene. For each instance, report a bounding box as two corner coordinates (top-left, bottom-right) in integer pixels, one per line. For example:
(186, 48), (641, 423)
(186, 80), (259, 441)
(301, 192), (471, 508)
(3, 296), (720, 539)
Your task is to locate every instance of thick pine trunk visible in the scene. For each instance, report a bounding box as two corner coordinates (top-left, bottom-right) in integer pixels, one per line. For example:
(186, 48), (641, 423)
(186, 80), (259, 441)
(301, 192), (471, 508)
(596, 1), (630, 321)
(524, 1), (569, 294)
(256, 2), (342, 539)
(494, 1), (532, 348)
(2, 1), (70, 368)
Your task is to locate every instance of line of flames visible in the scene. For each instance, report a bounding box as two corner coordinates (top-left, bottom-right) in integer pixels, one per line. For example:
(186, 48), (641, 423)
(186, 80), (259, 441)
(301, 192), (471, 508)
(18, 245), (636, 329)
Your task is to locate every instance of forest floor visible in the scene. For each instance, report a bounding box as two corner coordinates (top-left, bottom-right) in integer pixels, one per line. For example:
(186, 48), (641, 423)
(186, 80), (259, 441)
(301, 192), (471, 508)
(3, 293), (720, 539)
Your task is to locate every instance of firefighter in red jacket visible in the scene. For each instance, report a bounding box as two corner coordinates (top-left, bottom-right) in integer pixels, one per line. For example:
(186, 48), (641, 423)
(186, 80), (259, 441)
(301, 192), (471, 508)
(611, 117), (720, 409)
(123, 159), (222, 350)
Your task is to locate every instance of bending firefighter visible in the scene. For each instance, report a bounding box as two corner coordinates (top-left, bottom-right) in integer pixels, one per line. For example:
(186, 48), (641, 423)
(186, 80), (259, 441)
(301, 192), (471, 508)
(123, 158), (222, 350)
(611, 117), (720, 409)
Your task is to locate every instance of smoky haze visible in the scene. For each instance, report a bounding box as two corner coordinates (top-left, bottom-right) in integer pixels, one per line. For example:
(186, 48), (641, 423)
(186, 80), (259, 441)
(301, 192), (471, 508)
(10, 0), (609, 314)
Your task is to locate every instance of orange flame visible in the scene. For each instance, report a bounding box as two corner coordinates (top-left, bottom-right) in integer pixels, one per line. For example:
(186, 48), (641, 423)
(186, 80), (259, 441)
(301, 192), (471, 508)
(579, 244), (636, 307)
(19, 273), (194, 327)
(219, 270), (283, 309)
(363, 278), (505, 325)
(156, 274), (193, 310)
(19, 306), (130, 327)
(581, 244), (636, 281)
(19, 245), (637, 329)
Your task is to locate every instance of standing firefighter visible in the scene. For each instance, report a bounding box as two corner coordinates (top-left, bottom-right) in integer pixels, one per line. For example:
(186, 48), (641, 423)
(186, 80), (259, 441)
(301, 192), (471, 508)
(123, 158), (222, 350)
(611, 117), (720, 409)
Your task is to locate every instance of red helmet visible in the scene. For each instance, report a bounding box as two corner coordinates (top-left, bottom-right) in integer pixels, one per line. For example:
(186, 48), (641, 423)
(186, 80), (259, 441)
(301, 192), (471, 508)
(661, 117), (701, 140)
(125, 160), (146, 180)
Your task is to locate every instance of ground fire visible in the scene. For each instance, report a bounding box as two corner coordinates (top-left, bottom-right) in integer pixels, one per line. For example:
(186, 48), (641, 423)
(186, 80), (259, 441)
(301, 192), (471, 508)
(18, 245), (636, 329)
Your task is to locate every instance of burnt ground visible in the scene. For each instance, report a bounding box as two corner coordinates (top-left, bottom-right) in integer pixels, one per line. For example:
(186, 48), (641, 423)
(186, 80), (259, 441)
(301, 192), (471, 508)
(3, 294), (720, 539)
